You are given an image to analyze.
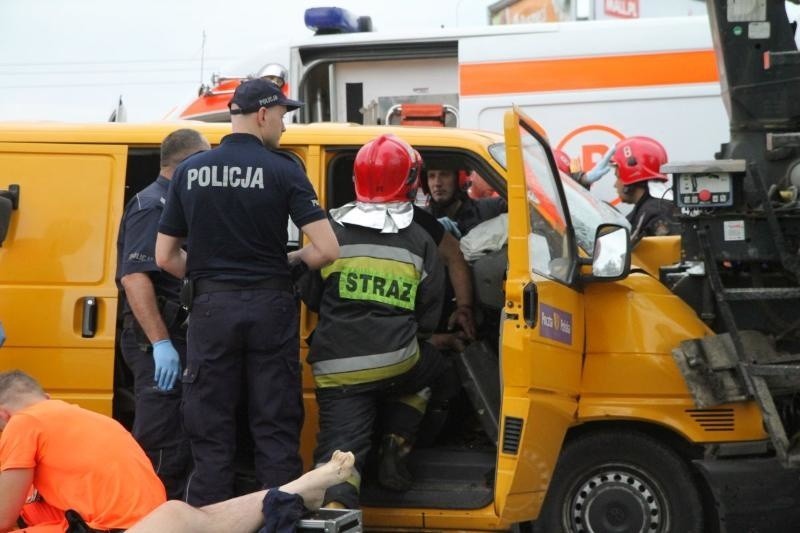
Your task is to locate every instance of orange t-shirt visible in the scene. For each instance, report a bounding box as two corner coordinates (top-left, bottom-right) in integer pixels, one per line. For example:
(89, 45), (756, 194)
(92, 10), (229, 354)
(0, 399), (166, 530)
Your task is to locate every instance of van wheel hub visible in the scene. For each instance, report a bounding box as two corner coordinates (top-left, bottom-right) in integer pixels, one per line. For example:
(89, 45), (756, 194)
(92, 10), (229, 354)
(568, 468), (663, 533)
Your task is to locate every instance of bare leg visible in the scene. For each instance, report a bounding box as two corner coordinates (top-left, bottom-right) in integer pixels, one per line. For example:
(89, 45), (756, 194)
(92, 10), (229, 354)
(279, 450), (355, 510)
(127, 450), (355, 533)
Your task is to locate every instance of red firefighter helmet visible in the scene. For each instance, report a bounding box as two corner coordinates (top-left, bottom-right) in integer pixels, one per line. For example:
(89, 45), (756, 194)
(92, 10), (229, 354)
(553, 149), (572, 175)
(611, 136), (668, 185)
(354, 134), (421, 203)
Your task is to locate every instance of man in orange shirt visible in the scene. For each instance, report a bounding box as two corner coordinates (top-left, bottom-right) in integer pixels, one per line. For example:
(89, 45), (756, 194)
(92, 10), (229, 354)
(0, 370), (165, 533)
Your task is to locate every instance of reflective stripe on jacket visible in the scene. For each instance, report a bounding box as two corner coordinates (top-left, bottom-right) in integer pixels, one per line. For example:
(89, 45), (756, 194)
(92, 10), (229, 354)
(307, 221), (444, 389)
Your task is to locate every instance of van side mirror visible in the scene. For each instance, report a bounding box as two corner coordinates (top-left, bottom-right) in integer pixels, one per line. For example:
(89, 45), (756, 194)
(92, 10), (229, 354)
(583, 223), (631, 281)
(0, 184), (20, 247)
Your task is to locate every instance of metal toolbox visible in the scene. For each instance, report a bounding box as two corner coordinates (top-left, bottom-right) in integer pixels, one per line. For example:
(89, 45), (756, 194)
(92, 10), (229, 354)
(297, 508), (362, 533)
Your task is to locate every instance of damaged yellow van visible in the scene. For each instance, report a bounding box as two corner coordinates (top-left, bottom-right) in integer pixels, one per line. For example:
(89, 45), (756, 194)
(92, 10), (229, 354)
(1, 109), (796, 532)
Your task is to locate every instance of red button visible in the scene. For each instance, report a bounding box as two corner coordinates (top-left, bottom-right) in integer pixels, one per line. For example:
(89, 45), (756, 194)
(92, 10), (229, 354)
(698, 189), (712, 202)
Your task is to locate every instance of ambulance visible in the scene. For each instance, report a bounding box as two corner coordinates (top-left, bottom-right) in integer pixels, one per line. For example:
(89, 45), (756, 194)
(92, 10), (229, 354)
(178, 8), (726, 209)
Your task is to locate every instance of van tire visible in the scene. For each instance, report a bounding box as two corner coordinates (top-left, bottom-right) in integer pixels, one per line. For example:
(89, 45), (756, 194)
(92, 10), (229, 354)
(533, 430), (703, 533)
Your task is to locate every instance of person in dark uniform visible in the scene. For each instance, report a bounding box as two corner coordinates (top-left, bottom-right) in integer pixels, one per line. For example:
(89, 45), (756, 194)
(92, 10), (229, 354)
(116, 128), (210, 499)
(300, 134), (447, 508)
(610, 136), (680, 242)
(412, 205), (475, 350)
(155, 78), (339, 506)
(422, 158), (507, 238)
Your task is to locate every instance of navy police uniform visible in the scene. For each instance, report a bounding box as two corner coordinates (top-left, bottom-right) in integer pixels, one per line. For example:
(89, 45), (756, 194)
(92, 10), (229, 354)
(115, 175), (191, 499)
(159, 133), (326, 505)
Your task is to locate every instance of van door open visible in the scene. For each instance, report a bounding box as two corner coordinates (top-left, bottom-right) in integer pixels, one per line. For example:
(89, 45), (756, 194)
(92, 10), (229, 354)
(0, 143), (127, 415)
(494, 108), (585, 523)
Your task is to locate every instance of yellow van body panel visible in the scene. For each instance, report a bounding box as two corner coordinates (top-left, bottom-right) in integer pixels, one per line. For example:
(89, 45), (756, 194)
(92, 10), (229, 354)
(0, 142), (128, 415)
(631, 235), (682, 277)
(0, 120), (772, 530)
(580, 272), (767, 442)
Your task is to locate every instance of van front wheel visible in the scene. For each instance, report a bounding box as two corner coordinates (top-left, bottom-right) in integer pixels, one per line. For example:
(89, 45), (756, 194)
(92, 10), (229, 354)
(534, 431), (703, 533)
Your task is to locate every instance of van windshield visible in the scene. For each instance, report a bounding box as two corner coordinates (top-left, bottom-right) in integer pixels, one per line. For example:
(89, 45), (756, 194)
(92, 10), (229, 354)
(488, 143), (630, 254)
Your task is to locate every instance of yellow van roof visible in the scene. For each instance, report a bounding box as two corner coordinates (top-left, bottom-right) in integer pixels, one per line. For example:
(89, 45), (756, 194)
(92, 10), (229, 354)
(0, 121), (503, 151)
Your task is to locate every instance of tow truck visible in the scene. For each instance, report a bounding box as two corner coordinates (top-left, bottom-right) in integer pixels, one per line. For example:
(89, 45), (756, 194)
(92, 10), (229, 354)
(666, 0), (800, 468)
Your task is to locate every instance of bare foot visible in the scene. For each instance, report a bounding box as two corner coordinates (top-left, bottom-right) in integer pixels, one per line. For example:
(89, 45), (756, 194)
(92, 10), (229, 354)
(279, 450), (355, 510)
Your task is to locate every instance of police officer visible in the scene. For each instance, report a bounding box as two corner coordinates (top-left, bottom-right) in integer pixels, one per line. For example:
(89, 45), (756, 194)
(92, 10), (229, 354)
(300, 134), (447, 508)
(155, 78), (339, 506)
(422, 157), (507, 238)
(116, 128), (210, 499)
(610, 136), (680, 242)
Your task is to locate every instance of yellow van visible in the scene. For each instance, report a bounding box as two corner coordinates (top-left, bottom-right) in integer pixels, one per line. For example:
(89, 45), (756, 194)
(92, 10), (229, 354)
(1, 109), (796, 532)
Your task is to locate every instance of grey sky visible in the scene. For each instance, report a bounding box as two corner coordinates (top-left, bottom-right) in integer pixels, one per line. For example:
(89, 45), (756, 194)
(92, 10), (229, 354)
(0, 0), (494, 122)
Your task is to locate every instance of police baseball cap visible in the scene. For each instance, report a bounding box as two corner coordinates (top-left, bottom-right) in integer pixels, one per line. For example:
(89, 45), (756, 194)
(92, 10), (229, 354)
(228, 78), (303, 115)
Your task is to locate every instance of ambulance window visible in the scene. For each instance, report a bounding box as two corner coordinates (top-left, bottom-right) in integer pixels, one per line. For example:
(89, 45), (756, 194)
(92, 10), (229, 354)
(519, 128), (574, 283)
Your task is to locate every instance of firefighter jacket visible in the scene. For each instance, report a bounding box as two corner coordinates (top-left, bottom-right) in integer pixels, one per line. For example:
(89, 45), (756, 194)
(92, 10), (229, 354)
(304, 219), (444, 391)
(628, 192), (680, 242)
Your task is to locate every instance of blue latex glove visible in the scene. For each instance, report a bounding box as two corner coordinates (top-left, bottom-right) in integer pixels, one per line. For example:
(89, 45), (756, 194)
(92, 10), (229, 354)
(584, 145), (616, 184)
(0, 321), (5, 348)
(152, 339), (181, 391)
(437, 216), (462, 239)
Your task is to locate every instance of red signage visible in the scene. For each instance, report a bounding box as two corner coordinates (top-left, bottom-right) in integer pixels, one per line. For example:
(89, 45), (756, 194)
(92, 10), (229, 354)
(604, 0), (639, 19)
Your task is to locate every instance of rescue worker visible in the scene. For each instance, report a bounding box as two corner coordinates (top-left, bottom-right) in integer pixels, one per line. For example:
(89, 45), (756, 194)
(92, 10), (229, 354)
(611, 136), (679, 241)
(412, 205), (475, 350)
(0, 370), (165, 533)
(409, 150), (475, 346)
(155, 78), (339, 506)
(115, 128), (210, 499)
(127, 451), (356, 533)
(553, 149), (573, 176)
(558, 147), (616, 190)
(300, 134), (446, 507)
(423, 158), (507, 238)
(256, 63), (288, 89)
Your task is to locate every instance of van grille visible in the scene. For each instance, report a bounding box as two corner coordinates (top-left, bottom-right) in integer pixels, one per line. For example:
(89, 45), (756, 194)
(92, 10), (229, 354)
(685, 408), (735, 432)
(502, 417), (524, 454)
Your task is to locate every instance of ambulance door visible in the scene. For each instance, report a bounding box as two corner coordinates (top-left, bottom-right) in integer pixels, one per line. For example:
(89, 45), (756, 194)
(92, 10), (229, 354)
(0, 143), (127, 416)
(494, 108), (584, 523)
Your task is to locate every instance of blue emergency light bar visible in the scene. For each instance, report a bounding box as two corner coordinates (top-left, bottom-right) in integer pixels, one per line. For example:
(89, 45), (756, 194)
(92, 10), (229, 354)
(305, 7), (361, 34)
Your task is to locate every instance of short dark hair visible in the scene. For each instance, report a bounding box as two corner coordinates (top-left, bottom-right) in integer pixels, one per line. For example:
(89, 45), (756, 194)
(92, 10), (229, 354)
(160, 128), (208, 168)
(0, 370), (45, 405)
(424, 156), (463, 174)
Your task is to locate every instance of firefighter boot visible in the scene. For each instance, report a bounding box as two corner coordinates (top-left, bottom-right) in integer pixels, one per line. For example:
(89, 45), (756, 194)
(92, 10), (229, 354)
(378, 433), (413, 491)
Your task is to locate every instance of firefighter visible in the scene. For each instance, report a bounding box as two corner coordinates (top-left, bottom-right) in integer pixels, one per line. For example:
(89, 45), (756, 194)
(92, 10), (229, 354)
(155, 78), (339, 506)
(611, 136), (680, 241)
(300, 134), (447, 508)
(422, 157), (507, 238)
(256, 63), (288, 89)
(0, 370), (164, 533)
(557, 147), (616, 190)
(554, 149), (573, 176)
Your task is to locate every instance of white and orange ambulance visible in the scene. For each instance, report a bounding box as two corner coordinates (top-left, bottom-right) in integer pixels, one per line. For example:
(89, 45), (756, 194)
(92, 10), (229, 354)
(177, 10), (725, 208)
